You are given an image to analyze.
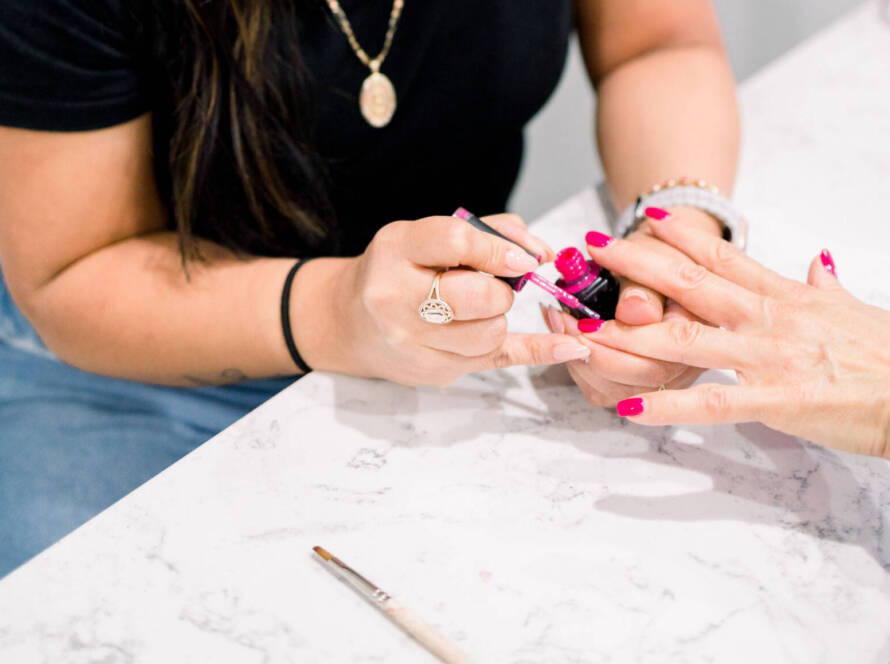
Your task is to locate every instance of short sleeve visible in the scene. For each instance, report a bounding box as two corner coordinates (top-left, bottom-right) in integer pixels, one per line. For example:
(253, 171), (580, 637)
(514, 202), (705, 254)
(0, 0), (149, 131)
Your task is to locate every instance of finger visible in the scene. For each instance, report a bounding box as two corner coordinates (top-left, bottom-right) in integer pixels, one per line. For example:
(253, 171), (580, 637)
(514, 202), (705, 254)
(577, 300), (707, 388)
(567, 363), (638, 405)
(540, 303), (555, 333)
(614, 232), (670, 325)
(575, 329), (688, 386)
(661, 298), (705, 324)
(615, 382), (781, 426)
(807, 249), (843, 290)
(421, 316), (509, 357)
(615, 278), (664, 325)
(469, 332), (591, 370)
(482, 213), (555, 264)
(405, 216), (541, 276)
(584, 230), (760, 328)
(584, 318), (755, 371)
(643, 208), (794, 297)
(482, 214), (556, 264)
(541, 304), (569, 335)
(484, 212), (527, 230)
(568, 361), (701, 407)
(434, 268), (514, 321)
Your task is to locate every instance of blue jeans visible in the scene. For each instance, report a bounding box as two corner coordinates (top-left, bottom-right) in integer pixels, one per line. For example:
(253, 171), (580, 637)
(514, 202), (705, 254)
(0, 272), (293, 578)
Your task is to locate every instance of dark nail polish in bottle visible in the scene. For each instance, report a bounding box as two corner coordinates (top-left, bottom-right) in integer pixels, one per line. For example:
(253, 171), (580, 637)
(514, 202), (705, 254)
(554, 247), (620, 320)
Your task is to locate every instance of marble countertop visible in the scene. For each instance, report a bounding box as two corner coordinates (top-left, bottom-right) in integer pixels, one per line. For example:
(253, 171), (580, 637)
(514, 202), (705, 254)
(2, 3), (890, 663)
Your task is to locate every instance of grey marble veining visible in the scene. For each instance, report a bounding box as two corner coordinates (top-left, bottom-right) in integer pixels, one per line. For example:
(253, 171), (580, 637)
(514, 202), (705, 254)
(2, 3), (890, 663)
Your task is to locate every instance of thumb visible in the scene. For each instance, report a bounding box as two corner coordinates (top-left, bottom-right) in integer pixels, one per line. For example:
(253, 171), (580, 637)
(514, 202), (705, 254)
(475, 332), (590, 370)
(615, 278), (665, 325)
(807, 249), (844, 290)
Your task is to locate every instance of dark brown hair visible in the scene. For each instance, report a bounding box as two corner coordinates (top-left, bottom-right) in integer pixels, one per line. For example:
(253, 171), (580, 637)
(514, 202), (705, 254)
(155, 0), (336, 262)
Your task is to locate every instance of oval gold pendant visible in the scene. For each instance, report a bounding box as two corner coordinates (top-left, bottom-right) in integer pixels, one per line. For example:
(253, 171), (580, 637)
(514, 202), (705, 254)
(360, 71), (397, 128)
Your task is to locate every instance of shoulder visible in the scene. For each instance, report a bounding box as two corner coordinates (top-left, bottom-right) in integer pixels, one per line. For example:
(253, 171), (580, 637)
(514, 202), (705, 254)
(0, 0), (152, 131)
(2, 0), (147, 45)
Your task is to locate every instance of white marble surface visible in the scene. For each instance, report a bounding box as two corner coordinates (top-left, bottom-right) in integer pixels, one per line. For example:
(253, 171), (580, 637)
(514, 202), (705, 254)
(2, 3), (890, 663)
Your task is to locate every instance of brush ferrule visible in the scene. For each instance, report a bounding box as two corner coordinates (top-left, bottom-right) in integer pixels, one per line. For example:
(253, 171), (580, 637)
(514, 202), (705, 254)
(323, 557), (390, 606)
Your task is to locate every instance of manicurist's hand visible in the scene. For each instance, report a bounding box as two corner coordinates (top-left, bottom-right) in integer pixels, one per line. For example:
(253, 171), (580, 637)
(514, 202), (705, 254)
(295, 214), (591, 387)
(577, 210), (890, 459)
(542, 207), (722, 405)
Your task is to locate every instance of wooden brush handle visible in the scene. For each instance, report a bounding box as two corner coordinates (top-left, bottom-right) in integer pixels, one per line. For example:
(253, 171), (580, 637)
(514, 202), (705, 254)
(383, 598), (477, 664)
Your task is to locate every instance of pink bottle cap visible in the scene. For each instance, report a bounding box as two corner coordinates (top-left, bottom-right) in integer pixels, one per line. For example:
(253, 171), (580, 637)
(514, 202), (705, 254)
(555, 247), (597, 281)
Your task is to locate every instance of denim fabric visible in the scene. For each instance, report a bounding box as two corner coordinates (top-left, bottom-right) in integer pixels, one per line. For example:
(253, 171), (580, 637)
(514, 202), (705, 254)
(0, 271), (293, 578)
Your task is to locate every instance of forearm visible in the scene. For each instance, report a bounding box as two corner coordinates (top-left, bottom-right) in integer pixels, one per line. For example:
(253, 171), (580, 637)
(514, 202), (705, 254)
(596, 45), (740, 227)
(21, 231), (349, 386)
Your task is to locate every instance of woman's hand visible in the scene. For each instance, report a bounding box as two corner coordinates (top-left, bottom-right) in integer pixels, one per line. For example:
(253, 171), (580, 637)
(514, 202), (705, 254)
(301, 214), (592, 387)
(579, 211), (890, 459)
(541, 207), (721, 406)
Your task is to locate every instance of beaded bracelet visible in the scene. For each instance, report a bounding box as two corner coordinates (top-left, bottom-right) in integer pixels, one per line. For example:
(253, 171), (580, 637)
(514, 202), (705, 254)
(612, 177), (747, 249)
(643, 176), (721, 197)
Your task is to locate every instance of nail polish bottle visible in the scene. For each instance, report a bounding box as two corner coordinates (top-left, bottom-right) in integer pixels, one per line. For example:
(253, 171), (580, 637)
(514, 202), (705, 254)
(554, 247), (620, 320)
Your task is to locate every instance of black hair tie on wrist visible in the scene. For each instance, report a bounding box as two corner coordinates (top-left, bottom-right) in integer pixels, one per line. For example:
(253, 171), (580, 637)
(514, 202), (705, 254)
(281, 258), (316, 375)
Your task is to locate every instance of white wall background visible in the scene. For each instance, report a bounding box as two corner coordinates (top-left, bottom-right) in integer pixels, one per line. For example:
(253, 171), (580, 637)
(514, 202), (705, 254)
(511, 0), (868, 221)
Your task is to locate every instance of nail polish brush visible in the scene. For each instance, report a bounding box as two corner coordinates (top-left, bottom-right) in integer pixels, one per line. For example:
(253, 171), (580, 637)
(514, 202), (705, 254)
(452, 208), (600, 319)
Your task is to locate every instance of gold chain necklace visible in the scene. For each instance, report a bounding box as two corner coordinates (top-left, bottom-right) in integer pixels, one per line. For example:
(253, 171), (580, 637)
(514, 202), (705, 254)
(324, 0), (405, 128)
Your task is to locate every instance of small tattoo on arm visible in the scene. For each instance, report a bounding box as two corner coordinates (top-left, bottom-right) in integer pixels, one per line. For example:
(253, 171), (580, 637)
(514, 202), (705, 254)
(182, 368), (250, 387)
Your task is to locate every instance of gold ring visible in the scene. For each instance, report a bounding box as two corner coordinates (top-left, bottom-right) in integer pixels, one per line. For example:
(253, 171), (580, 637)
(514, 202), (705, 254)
(418, 271), (454, 324)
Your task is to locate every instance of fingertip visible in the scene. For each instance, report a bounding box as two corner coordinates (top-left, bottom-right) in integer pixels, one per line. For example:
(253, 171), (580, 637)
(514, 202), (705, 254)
(538, 243), (557, 264)
(615, 287), (663, 325)
(505, 248), (541, 274)
(820, 248), (837, 277)
(616, 397), (645, 418)
(539, 302), (553, 332)
(644, 207), (672, 221)
(578, 318), (604, 334)
(585, 231), (615, 249)
(545, 305), (566, 335)
(807, 251), (841, 290)
(552, 339), (592, 363)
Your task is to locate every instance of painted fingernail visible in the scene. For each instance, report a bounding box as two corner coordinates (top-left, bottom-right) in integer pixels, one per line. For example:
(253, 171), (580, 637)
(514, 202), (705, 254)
(547, 306), (566, 334)
(820, 249), (837, 277)
(535, 254), (544, 265)
(585, 231), (614, 248)
(506, 250), (540, 273)
(553, 343), (591, 362)
(578, 318), (603, 333)
(621, 287), (650, 304)
(616, 398), (645, 417)
(644, 207), (672, 221)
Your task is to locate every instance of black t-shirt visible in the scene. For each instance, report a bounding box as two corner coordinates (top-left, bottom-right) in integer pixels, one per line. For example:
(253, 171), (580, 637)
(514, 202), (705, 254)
(0, 0), (572, 256)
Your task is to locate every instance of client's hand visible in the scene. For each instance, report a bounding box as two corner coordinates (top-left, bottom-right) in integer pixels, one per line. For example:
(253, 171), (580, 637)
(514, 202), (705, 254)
(580, 210), (890, 459)
(328, 214), (590, 387)
(541, 208), (721, 405)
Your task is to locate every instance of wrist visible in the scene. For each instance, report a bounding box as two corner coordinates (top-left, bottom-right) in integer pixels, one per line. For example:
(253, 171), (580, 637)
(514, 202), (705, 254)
(287, 256), (358, 375)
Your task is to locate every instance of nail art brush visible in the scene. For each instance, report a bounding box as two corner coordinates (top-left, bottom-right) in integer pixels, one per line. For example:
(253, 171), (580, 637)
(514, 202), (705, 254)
(312, 546), (477, 664)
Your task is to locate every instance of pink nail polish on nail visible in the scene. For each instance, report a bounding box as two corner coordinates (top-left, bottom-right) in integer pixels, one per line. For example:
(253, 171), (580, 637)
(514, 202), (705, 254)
(578, 318), (604, 333)
(644, 207), (672, 221)
(820, 249), (837, 277)
(585, 231), (614, 248)
(616, 398), (644, 417)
